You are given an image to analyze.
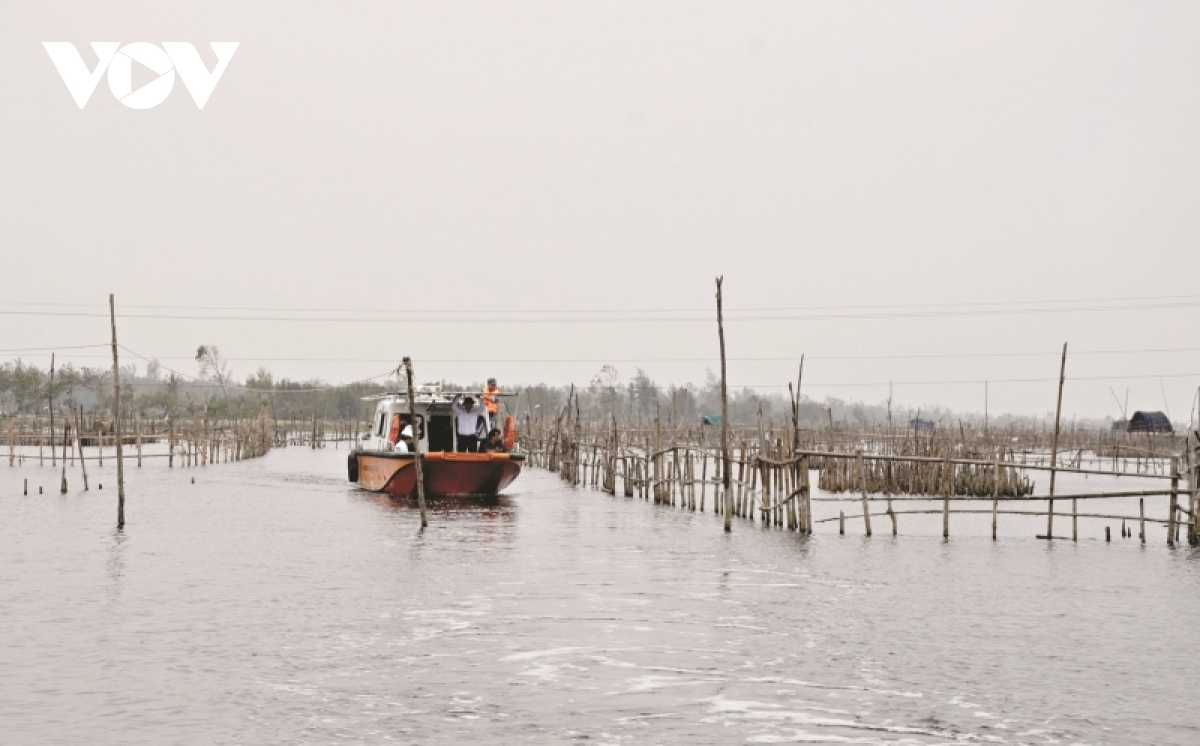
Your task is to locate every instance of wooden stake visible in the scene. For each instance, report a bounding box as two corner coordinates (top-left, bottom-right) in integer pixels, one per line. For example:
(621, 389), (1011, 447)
(1167, 461), (1178, 547)
(716, 276), (732, 533)
(991, 458), (999, 541)
(48, 353), (56, 467)
(403, 357), (427, 529)
(110, 294), (125, 528)
(942, 455), (951, 539)
(1139, 497), (1145, 544)
(1045, 342), (1067, 539)
(857, 451), (872, 537)
(76, 406), (88, 491)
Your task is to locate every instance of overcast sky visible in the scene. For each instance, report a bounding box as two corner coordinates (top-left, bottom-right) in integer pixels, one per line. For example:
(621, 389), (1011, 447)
(2, 1), (1198, 421)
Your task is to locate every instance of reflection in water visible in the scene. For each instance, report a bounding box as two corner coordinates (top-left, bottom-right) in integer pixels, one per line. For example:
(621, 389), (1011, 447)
(105, 526), (127, 589)
(0, 447), (1196, 746)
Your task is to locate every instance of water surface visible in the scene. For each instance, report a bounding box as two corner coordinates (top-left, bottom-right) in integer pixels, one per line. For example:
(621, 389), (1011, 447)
(1, 447), (1196, 744)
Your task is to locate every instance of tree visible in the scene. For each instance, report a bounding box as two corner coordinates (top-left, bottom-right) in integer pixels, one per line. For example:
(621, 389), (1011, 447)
(10, 360), (46, 413)
(80, 367), (112, 414)
(195, 345), (232, 395)
(589, 365), (620, 415)
(246, 367), (274, 390)
(628, 368), (659, 419)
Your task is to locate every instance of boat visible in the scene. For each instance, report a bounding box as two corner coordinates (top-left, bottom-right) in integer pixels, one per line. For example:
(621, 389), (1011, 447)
(347, 386), (523, 497)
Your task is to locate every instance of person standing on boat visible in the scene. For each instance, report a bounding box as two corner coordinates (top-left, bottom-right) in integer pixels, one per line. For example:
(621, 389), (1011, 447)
(451, 395), (485, 452)
(393, 425), (414, 454)
(481, 378), (501, 425)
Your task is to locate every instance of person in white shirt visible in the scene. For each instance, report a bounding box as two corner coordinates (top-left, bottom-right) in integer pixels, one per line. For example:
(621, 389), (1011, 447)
(450, 395), (486, 452)
(393, 425), (414, 454)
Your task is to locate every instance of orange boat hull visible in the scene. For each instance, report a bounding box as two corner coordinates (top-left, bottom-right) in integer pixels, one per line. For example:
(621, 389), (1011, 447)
(354, 452), (523, 496)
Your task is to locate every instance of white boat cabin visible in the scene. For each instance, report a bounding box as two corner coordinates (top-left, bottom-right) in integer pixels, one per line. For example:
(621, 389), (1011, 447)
(360, 386), (493, 454)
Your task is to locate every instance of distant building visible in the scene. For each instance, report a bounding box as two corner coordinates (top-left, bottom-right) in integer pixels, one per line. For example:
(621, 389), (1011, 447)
(1127, 411), (1172, 433)
(1110, 419), (1128, 432)
(909, 418), (934, 432)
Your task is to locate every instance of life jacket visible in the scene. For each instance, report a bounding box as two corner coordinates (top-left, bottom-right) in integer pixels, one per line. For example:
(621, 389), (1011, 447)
(482, 384), (501, 414)
(388, 413), (402, 444)
(502, 415), (517, 451)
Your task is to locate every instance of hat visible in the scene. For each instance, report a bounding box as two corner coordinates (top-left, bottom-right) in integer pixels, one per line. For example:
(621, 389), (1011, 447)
(400, 425), (413, 437)
(463, 396), (475, 404)
(487, 378), (496, 385)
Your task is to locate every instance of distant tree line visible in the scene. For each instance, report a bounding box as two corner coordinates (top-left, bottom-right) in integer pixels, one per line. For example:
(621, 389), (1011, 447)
(0, 356), (1116, 432)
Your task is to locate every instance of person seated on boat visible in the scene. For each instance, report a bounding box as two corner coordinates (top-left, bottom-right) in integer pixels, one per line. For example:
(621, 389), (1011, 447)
(451, 395), (485, 452)
(480, 428), (507, 453)
(481, 378), (501, 422)
(393, 425), (414, 454)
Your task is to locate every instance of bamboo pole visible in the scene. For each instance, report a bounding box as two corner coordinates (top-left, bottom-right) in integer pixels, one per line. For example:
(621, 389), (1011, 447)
(1191, 434), (1199, 545)
(1139, 498), (1146, 544)
(858, 451), (872, 537)
(991, 458), (999, 541)
(1167, 462), (1178, 547)
(942, 455), (951, 539)
(48, 353), (56, 467)
(76, 406), (88, 491)
(110, 294), (125, 528)
(716, 276), (732, 533)
(1045, 342), (1067, 539)
(403, 357), (427, 529)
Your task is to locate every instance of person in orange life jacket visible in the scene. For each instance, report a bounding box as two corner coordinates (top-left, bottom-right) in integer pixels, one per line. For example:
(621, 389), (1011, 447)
(481, 378), (501, 422)
(451, 395), (486, 452)
(480, 428), (506, 453)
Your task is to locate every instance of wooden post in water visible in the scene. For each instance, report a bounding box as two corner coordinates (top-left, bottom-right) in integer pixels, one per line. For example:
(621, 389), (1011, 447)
(403, 357), (427, 529)
(75, 406), (88, 490)
(942, 455), (951, 539)
(110, 294), (126, 528)
(800, 455), (811, 534)
(48, 353), (56, 467)
(857, 450), (872, 537)
(1167, 459), (1178, 547)
(1045, 343), (1067, 539)
(716, 276), (732, 533)
(991, 458), (1000, 541)
(1191, 433), (1199, 546)
(1139, 497), (1146, 544)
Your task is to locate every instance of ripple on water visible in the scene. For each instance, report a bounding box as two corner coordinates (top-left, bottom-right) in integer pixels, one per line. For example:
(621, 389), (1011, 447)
(0, 447), (1196, 745)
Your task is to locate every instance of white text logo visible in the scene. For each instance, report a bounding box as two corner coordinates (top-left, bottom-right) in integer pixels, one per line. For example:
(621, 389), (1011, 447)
(43, 42), (239, 109)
